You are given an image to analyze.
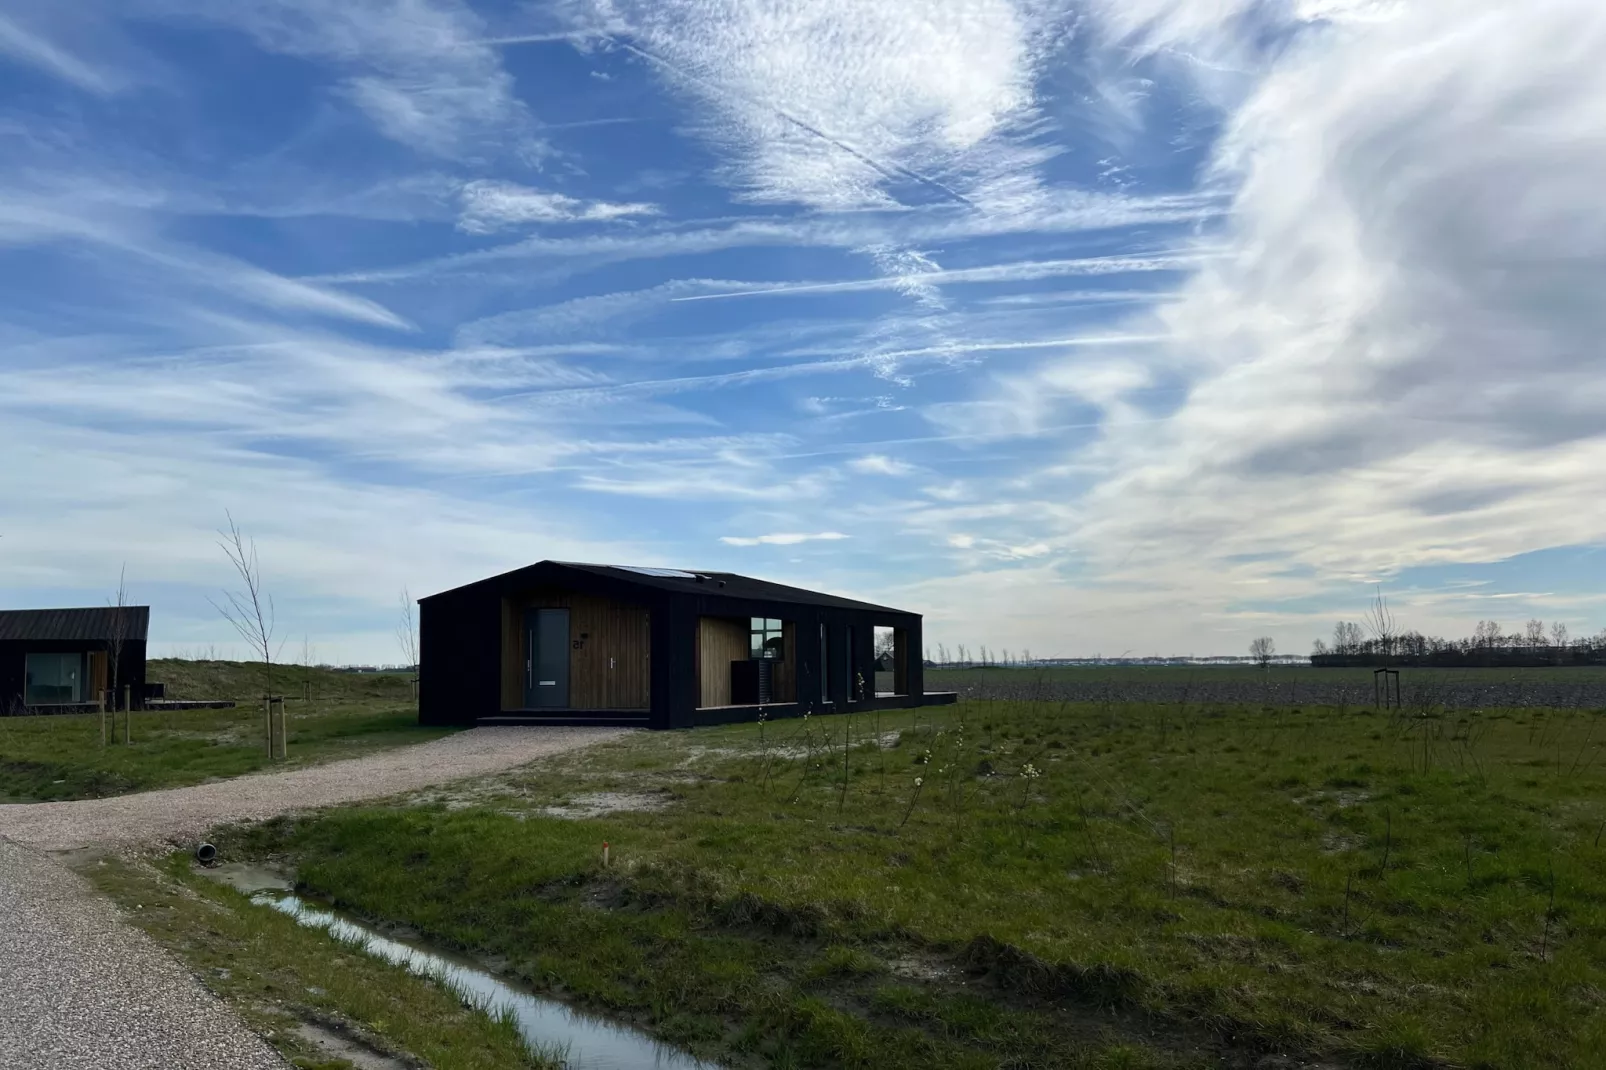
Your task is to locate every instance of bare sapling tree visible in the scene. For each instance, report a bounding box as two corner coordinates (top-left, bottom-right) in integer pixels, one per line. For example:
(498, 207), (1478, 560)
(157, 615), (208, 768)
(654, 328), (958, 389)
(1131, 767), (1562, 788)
(104, 564), (132, 746)
(1249, 636), (1276, 669)
(397, 588), (419, 704)
(1364, 587), (1398, 662)
(210, 513), (280, 743)
(301, 635), (316, 705)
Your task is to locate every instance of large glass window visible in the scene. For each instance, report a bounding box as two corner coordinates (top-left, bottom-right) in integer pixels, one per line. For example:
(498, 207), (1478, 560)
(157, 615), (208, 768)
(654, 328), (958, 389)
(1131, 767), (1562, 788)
(25, 652), (83, 704)
(750, 618), (784, 659)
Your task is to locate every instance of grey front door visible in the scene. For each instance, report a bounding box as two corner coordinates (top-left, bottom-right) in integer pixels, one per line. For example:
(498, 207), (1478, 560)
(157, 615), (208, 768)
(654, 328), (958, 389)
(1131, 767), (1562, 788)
(524, 608), (570, 708)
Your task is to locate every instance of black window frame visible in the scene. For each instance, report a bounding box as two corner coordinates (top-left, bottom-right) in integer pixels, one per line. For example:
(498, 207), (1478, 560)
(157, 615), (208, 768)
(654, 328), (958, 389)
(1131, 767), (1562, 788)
(750, 617), (785, 660)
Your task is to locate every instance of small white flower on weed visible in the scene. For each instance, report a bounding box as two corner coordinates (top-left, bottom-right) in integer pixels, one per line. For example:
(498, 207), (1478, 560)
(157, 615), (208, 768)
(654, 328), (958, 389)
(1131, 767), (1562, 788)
(1022, 763), (1041, 779)
(913, 776), (924, 787)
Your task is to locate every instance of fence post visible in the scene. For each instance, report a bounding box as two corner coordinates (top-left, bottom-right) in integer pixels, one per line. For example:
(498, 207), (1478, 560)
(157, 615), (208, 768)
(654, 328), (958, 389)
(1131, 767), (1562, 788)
(275, 696), (288, 759)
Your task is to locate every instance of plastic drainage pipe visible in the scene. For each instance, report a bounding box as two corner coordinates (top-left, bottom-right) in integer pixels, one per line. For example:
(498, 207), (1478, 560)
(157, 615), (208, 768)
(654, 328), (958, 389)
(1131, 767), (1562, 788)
(195, 843), (218, 866)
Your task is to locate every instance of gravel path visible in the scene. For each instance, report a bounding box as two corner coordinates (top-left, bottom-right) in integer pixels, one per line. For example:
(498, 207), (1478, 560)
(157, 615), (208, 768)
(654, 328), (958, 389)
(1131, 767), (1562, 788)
(0, 836), (289, 1069)
(0, 725), (629, 852)
(0, 727), (628, 1069)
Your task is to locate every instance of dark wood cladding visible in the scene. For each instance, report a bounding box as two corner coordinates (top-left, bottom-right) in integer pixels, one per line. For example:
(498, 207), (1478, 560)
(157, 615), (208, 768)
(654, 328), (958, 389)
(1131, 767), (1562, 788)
(0, 635), (147, 713)
(419, 560), (938, 730)
(502, 590), (650, 709)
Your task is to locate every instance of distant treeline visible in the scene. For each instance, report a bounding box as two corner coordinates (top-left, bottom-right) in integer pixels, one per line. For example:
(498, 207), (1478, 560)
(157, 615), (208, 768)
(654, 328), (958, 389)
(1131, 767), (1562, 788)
(1311, 618), (1606, 668)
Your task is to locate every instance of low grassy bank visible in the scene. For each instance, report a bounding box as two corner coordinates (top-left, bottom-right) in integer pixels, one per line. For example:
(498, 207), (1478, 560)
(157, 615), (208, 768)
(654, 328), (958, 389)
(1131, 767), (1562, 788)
(214, 697), (1606, 1069)
(81, 852), (552, 1069)
(0, 659), (450, 801)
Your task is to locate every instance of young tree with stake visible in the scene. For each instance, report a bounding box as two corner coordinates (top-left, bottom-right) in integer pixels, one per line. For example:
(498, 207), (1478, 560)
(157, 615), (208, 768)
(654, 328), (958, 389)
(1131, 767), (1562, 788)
(104, 565), (132, 745)
(210, 513), (281, 754)
(397, 588), (419, 705)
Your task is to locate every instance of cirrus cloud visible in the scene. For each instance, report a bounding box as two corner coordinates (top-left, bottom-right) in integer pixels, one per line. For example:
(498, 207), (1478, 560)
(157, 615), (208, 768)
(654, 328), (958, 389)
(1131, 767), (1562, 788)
(720, 531), (850, 547)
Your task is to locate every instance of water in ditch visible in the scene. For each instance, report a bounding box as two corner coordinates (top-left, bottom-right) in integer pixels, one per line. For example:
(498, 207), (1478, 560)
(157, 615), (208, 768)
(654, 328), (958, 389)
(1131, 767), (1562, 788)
(252, 891), (719, 1070)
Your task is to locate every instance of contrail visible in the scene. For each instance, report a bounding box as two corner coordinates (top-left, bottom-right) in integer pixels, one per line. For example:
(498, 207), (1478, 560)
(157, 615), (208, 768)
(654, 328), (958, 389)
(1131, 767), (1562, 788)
(671, 253), (1203, 302)
(609, 36), (976, 209)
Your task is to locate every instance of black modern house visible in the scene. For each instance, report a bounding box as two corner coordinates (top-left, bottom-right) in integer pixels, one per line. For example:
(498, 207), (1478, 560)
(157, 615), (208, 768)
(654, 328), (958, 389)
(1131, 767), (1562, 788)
(0, 606), (150, 714)
(418, 561), (957, 729)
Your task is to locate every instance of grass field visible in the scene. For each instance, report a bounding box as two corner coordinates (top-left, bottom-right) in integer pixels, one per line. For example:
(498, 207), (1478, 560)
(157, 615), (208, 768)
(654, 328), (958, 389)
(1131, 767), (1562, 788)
(0, 659), (451, 801)
(192, 692), (1606, 1069)
(923, 664), (1606, 710)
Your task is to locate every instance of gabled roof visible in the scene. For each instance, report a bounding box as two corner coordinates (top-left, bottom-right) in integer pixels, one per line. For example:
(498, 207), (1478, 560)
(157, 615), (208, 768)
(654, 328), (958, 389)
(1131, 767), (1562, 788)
(425, 561), (914, 616)
(0, 606), (151, 643)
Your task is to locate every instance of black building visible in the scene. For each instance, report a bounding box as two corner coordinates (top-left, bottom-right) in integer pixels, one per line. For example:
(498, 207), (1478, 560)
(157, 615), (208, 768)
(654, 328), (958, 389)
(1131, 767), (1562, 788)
(419, 561), (956, 729)
(0, 606), (150, 714)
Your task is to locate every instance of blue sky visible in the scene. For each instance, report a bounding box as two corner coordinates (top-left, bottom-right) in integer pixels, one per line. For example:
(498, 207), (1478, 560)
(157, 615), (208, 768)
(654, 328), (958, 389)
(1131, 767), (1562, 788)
(3, 0), (1604, 663)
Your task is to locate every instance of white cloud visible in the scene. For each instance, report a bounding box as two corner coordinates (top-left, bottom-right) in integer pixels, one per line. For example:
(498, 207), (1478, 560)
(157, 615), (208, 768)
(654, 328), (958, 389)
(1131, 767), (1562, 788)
(314, 188), (1215, 285)
(0, 13), (117, 94)
(1071, 0), (1606, 584)
(671, 252), (1205, 303)
(847, 454), (913, 476)
(456, 180), (659, 233)
(720, 532), (850, 546)
(454, 279), (741, 348)
(0, 194), (411, 330)
(569, 0), (1072, 210)
(167, 0), (535, 158)
(0, 414), (657, 662)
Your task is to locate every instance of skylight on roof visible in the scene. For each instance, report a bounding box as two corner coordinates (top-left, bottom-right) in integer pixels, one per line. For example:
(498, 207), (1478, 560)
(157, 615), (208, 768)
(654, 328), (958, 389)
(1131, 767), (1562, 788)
(612, 565), (699, 579)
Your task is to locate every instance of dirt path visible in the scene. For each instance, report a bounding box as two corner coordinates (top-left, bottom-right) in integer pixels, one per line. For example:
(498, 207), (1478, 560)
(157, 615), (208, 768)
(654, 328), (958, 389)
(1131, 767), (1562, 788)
(0, 725), (629, 851)
(0, 726), (629, 1069)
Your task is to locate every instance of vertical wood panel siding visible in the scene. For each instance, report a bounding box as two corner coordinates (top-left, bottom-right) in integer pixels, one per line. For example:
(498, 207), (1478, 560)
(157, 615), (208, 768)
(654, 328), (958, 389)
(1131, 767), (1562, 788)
(88, 650), (108, 703)
(501, 590), (651, 709)
(697, 616), (748, 708)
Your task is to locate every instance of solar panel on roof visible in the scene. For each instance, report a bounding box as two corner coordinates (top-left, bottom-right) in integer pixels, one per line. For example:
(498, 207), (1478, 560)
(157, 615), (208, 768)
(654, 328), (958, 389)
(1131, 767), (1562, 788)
(611, 565), (700, 579)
